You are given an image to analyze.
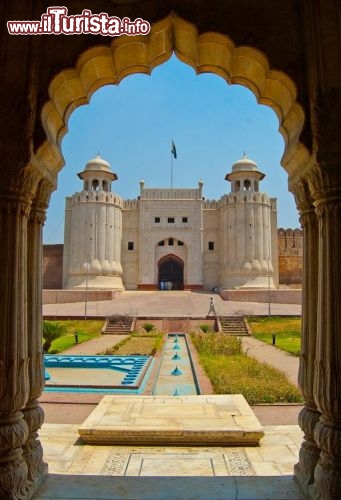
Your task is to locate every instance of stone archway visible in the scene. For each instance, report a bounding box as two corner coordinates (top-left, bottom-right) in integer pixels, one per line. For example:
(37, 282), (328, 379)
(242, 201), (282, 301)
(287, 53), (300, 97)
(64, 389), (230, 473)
(158, 254), (184, 290)
(37, 13), (309, 182)
(2, 13), (312, 500)
(1, 5), (341, 499)
(34, 19), (318, 496)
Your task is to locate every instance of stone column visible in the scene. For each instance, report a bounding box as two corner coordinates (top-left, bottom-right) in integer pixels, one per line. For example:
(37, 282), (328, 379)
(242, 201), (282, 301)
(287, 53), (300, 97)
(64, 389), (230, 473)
(293, 180), (321, 488)
(0, 168), (39, 498)
(22, 179), (51, 496)
(308, 165), (341, 499)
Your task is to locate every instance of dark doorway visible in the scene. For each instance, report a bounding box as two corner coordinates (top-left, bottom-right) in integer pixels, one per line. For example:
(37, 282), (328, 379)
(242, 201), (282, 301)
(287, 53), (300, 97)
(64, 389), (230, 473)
(158, 255), (184, 290)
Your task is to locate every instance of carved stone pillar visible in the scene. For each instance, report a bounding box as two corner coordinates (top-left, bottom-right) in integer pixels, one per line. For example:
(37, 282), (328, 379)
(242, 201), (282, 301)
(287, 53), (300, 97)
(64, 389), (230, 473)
(293, 180), (321, 487)
(308, 165), (341, 499)
(0, 181), (33, 497)
(22, 180), (52, 496)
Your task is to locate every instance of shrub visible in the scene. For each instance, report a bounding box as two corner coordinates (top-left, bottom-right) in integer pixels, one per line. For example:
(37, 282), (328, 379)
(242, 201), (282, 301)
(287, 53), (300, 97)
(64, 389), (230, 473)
(191, 332), (242, 356)
(199, 324), (211, 333)
(142, 322), (156, 333)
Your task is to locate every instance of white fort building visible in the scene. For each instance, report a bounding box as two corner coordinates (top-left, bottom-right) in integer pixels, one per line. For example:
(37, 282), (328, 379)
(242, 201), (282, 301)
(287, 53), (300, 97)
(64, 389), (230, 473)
(63, 155), (279, 291)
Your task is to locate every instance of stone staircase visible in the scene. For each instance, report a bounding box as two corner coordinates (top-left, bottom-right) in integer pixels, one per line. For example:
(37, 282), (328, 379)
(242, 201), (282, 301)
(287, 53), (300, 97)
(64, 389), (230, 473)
(219, 316), (249, 336)
(103, 315), (133, 335)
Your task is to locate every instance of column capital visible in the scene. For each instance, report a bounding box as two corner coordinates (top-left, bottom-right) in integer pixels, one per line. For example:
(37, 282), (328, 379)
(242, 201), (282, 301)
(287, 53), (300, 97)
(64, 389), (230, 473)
(303, 163), (341, 205)
(0, 164), (43, 217)
(30, 178), (54, 224)
(290, 177), (314, 217)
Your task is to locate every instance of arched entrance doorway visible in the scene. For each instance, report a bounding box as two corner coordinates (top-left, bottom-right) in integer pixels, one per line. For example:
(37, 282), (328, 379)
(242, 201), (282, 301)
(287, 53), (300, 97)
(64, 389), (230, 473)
(158, 255), (184, 290)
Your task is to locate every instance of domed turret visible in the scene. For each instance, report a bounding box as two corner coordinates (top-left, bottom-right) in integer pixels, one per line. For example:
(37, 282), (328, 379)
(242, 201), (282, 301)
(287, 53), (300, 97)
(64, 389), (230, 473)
(77, 155), (117, 192)
(63, 155), (124, 291)
(219, 153), (276, 290)
(225, 154), (265, 193)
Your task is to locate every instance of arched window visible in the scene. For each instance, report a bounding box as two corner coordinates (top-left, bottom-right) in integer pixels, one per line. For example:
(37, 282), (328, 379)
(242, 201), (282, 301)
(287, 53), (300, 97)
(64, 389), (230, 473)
(102, 180), (108, 191)
(91, 179), (99, 191)
(234, 180), (241, 192)
(244, 179), (251, 191)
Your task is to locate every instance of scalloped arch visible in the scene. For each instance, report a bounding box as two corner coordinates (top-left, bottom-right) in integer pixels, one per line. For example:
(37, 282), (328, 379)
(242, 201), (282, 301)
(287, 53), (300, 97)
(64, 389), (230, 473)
(37, 13), (310, 182)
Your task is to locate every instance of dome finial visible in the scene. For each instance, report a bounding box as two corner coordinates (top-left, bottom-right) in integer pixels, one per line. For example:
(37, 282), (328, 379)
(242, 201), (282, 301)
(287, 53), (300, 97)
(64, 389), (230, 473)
(243, 151), (247, 158)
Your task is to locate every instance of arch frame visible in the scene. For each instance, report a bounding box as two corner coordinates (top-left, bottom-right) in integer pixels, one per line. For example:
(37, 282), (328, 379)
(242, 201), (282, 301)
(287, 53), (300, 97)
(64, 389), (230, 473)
(36, 12), (310, 189)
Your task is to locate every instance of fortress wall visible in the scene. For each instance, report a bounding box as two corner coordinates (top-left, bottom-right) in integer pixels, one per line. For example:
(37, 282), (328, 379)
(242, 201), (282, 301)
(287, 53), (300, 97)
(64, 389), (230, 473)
(277, 228), (303, 285)
(43, 227), (304, 290)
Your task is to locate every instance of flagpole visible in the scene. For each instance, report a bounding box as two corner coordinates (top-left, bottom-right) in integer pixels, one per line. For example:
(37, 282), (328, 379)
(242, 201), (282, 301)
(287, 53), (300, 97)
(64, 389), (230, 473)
(170, 140), (176, 188)
(171, 150), (173, 188)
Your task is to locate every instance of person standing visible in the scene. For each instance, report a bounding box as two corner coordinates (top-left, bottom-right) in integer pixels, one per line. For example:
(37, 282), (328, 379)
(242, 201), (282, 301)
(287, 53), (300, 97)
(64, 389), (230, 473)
(207, 296), (217, 316)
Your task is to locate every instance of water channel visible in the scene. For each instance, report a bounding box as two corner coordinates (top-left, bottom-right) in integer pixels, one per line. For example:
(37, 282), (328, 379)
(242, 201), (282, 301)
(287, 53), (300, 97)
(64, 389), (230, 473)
(44, 333), (200, 396)
(152, 333), (200, 396)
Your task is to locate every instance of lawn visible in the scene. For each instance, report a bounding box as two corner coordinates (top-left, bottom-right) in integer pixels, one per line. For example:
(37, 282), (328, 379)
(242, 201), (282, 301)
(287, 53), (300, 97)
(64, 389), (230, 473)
(191, 332), (303, 404)
(45, 320), (104, 353)
(247, 316), (301, 356)
(101, 332), (164, 356)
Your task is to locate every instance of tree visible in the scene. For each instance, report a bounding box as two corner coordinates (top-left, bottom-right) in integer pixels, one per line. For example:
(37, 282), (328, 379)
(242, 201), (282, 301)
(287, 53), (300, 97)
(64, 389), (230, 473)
(42, 321), (65, 353)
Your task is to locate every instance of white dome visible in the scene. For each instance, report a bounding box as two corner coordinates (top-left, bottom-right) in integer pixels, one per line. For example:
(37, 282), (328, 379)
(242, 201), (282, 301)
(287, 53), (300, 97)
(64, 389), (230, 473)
(232, 155), (259, 173)
(85, 155), (111, 172)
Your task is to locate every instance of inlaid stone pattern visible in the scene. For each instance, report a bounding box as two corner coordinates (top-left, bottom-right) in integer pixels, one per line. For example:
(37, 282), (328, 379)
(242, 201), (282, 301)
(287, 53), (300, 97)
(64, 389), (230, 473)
(102, 450), (129, 476)
(101, 449), (254, 477)
(224, 449), (254, 476)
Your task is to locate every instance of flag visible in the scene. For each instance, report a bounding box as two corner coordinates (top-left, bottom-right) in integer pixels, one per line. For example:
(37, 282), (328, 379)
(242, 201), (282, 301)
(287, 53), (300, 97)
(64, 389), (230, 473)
(171, 140), (177, 159)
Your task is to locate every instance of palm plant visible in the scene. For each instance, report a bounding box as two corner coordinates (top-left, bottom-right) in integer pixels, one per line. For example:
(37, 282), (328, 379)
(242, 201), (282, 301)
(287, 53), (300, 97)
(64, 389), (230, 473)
(142, 322), (155, 333)
(42, 321), (66, 353)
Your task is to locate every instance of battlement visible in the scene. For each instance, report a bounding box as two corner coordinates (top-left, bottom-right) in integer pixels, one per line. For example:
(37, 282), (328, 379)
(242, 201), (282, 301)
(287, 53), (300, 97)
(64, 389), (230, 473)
(71, 190), (124, 207)
(140, 188), (202, 200)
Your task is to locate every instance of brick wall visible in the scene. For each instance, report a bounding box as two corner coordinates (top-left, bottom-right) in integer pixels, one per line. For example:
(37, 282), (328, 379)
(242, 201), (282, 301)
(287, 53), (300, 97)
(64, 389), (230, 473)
(277, 228), (303, 285)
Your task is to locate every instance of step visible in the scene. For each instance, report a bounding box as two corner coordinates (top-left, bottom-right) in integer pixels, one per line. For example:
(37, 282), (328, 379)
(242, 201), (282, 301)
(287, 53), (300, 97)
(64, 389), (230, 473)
(79, 394), (264, 446)
(219, 317), (249, 336)
(104, 318), (132, 334)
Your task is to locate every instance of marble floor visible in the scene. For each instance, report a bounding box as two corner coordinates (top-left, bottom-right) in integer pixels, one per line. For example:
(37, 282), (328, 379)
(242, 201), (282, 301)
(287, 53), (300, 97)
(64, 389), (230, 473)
(35, 422), (306, 499)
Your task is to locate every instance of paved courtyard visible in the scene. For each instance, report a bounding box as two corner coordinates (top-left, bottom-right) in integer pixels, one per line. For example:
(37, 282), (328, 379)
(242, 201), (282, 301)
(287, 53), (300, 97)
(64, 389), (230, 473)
(43, 290), (302, 318)
(37, 291), (305, 499)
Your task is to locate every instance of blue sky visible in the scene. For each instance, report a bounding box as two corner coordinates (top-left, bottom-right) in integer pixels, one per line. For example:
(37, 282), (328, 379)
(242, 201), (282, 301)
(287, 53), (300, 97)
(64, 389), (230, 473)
(43, 55), (300, 244)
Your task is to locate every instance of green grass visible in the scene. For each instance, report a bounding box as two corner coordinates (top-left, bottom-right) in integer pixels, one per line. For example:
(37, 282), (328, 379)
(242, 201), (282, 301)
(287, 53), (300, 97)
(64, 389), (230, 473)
(191, 332), (303, 404)
(46, 320), (104, 353)
(101, 331), (164, 356)
(247, 316), (301, 356)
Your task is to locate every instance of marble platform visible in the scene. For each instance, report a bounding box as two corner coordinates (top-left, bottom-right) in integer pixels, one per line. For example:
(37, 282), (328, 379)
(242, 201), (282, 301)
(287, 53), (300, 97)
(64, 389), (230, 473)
(35, 422), (305, 499)
(78, 394), (264, 446)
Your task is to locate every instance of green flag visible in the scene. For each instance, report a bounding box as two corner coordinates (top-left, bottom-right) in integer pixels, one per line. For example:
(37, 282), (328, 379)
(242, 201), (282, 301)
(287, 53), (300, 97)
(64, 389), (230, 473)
(171, 140), (177, 159)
